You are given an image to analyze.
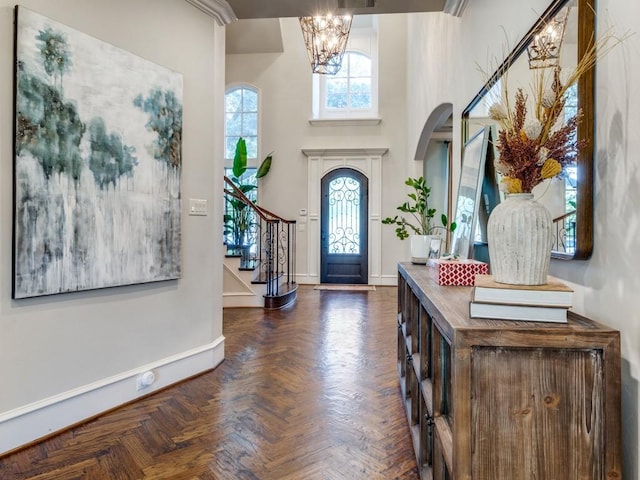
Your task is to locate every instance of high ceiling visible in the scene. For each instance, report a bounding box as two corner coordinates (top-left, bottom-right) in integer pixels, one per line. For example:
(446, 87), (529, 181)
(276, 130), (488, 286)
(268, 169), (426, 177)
(184, 0), (469, 24)
(225, 0), (450, 19)
(184, 0), (469, 54)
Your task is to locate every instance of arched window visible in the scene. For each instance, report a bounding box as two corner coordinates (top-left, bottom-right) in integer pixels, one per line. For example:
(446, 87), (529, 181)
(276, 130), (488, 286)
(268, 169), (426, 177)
(225, 86), (258, 161)
(311, 19), (379, 120)
(224, 86), (259, 249)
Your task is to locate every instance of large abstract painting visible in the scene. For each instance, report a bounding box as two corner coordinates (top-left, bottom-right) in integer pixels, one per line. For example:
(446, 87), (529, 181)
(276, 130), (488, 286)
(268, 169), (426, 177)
(13, 7), (183, 299)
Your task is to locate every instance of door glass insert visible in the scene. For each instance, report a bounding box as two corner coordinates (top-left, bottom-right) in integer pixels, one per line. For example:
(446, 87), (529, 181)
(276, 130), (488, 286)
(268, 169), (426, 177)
(328, 175), (361, 254)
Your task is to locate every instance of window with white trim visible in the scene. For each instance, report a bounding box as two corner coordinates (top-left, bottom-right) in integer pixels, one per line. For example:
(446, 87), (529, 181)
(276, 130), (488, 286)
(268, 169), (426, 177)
(312, 20), (378, 120)
(225, 86), (258, 161)
(323, 52), (372, 113)
(224, 86), (260, 247)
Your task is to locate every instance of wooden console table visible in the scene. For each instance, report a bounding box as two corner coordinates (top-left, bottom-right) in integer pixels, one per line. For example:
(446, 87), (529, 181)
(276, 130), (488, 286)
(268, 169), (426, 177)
(396, 262), (621, 479)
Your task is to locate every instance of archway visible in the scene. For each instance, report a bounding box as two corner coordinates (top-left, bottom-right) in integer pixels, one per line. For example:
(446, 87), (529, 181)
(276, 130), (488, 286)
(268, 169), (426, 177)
(415, 103), (454, 249)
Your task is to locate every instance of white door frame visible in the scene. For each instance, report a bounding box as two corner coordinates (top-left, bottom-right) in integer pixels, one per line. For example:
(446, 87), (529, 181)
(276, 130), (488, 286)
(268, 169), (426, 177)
(301, 148), (388, 285)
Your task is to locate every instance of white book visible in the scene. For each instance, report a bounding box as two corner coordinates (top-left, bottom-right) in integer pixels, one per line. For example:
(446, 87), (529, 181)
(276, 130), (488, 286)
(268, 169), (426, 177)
(472, 274), (573, 308)
(469, 301), (568, 323)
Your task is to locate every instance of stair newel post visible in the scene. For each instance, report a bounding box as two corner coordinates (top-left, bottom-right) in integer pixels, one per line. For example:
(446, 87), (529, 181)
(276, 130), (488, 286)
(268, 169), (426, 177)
(275, 220), (281, 296)
(287, 222), (292, 285)
(265, 219), (275, 297)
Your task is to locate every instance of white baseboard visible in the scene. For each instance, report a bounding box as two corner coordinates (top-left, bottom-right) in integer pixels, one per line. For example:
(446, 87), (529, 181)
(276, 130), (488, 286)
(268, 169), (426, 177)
(378, 274), (398, 286)
(223, 293), (264, 308)
(0, 336), (225, 456)
(295, 273), (316, 285)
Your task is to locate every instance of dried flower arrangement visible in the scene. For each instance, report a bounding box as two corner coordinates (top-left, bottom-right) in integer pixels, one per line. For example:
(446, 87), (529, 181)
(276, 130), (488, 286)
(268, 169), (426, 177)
(488, 28), (627, 194)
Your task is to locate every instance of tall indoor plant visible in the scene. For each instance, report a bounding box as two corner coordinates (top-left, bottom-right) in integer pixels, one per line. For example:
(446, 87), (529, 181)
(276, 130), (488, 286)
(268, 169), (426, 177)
(223, 137), (272, 249)
(382, 176), (455, 263)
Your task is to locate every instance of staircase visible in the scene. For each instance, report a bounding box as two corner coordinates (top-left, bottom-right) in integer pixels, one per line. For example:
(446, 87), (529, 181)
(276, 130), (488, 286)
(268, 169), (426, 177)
(552, 209), (576, 255)
(223, 177), (297, 309)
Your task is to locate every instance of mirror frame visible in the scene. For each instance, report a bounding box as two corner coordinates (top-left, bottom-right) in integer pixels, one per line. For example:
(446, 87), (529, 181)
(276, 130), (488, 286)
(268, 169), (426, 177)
(462, 0), (594, 260)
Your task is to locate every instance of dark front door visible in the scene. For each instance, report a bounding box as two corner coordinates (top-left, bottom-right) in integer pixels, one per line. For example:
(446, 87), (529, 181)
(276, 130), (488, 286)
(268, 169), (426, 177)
(320, 168), (368, 284)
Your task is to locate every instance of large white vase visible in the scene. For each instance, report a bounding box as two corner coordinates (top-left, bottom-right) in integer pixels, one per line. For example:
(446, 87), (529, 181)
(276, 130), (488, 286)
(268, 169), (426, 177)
(411, 235), (435, 265)
(487, 193), (552, 285)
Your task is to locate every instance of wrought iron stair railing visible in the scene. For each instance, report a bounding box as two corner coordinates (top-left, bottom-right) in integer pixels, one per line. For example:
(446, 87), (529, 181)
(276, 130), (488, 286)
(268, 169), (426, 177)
(224, 176), (297, 307)
(552, 209), (577, 255)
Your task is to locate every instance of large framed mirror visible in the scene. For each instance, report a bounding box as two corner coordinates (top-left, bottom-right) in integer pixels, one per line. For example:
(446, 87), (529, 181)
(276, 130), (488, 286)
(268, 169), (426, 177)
(462, 0), (594, 260)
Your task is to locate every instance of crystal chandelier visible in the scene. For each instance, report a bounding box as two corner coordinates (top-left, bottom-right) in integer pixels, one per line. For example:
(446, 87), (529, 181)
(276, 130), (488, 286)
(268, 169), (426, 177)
(527, 7), (570, 69)
(299, 13), (352, 75)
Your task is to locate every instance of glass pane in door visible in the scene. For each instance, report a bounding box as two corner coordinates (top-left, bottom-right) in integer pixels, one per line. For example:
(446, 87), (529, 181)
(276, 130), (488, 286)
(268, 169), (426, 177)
(327, 176), (361, 254)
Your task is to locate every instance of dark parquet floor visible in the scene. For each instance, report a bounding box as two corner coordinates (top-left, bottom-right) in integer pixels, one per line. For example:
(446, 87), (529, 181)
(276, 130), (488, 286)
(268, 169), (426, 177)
(0, 285), (419, 479)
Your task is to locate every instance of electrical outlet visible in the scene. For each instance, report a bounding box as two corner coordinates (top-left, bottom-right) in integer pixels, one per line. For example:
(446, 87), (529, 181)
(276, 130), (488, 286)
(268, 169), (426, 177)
(136, 371), (156, 391)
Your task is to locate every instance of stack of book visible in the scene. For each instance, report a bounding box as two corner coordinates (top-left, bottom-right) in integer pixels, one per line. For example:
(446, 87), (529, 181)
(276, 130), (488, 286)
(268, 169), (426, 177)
(469, 274), (573, 323)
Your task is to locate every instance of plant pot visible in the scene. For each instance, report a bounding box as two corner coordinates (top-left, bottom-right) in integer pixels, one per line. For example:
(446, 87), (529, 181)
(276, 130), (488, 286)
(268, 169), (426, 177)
(411, 235), (437, 265)
(487, 193), (552, 285)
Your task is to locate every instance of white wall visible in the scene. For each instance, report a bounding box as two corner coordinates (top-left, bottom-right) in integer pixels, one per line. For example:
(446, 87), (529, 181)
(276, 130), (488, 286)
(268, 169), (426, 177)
(0, 0), (225, 454)
(226, 15), (411, 282)
(407, 0), (640, 476)
(424, 140), (450, 229)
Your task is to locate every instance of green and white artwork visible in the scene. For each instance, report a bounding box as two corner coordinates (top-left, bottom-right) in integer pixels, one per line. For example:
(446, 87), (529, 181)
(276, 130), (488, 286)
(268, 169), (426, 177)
(13, 7), (183, 298)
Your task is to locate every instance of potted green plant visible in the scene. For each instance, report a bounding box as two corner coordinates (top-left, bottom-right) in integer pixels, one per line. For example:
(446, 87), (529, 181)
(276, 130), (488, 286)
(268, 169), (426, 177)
(224, 137), (273, 252)
(382, 176), (455, 264)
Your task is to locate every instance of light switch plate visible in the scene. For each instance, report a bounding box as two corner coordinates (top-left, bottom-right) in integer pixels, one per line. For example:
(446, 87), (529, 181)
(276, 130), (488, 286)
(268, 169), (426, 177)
(189, 198), (208, 216)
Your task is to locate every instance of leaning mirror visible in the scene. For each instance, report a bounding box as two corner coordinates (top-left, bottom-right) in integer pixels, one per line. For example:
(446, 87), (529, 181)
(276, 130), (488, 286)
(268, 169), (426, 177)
(462, 0), (594, 260)
(451, 126), (492, 259)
